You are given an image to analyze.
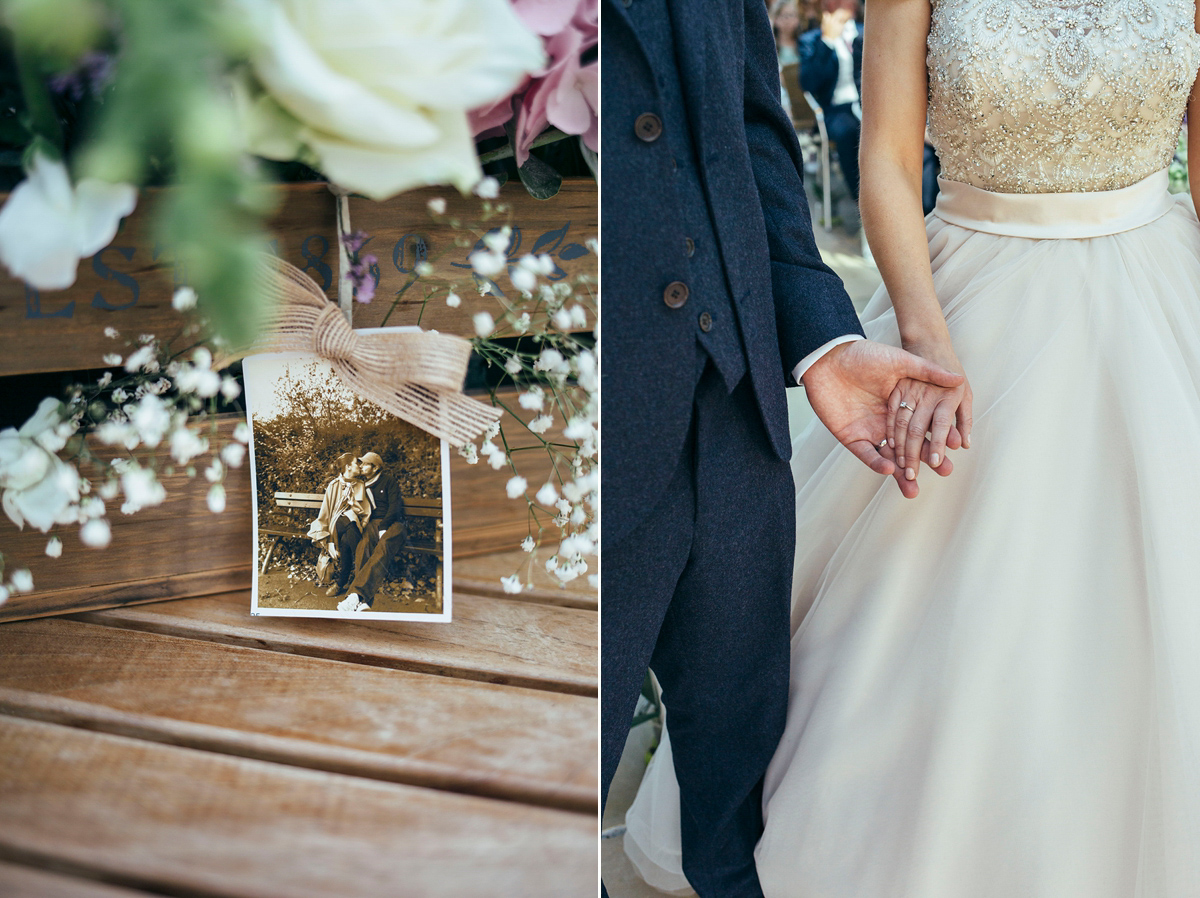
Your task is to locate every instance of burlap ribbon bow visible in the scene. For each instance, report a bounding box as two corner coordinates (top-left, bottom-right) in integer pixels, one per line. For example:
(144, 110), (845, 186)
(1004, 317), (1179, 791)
(222, 255), (500, 445)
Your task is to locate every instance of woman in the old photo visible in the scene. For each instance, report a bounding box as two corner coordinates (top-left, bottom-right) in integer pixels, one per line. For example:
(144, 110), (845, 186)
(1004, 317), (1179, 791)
(307, 453), (369, 598)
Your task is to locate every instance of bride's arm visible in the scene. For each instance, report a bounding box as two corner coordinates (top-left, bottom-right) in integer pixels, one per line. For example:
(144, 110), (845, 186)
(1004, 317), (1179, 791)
(859, 0), (973, 478)
(1189, 4), (1200, 213)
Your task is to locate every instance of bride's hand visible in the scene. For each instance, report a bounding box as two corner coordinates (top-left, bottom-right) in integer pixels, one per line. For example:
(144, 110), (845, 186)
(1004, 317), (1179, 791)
(886, 341), (973, 482)
(801, 339), (965, 495)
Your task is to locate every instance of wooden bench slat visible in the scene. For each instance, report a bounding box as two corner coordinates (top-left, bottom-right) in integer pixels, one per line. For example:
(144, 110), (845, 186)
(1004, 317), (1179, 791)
(74, 590), (597, 697)
(0, 861), (157, 898)
(274, 492), (442, 507)
(273, 496), (442, 518)
(272, 498), (324, 508)
(0, 717), (596, 898)
(0, 619), (595, 812)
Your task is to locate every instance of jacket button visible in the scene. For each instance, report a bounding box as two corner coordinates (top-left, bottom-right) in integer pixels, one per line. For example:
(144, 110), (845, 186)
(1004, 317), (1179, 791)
(663, 281), (689, 308)
(684, 237), (695, 257)
(698, 311), (713, 332)
(635, 113), (663, 142)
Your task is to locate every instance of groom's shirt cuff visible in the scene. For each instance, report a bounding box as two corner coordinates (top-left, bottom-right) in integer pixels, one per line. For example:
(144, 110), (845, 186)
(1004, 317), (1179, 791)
(792, 334), (864, 386)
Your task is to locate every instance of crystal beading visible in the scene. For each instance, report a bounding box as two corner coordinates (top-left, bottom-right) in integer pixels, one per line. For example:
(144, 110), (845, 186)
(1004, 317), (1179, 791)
(927, 0), (1200, 194)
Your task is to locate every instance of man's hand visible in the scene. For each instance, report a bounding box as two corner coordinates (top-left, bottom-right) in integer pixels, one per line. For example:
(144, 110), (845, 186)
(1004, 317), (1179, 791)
(801, 340), (964, 497)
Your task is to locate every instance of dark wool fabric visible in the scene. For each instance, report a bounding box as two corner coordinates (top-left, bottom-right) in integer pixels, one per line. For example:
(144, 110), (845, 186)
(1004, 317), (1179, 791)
(601, 0), (862, 548)
(603, 365), (795, 897)
(601, 0), (863, 894)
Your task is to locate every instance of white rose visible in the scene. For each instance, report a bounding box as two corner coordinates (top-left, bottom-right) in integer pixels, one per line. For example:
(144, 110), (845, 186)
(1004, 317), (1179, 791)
(0, 429), (51, 491)
(2, 456), (80, 532)
(0, 153), (136, 289)
(233, 0), (544, 199)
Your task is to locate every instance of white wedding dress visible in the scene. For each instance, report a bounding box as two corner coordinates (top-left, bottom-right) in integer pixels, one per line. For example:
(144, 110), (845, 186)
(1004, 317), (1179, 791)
(623, 1), (1200, 896)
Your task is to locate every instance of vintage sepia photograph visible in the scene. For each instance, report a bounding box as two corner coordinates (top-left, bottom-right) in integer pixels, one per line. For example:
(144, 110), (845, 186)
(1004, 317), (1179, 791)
(244, 341), (451, 622)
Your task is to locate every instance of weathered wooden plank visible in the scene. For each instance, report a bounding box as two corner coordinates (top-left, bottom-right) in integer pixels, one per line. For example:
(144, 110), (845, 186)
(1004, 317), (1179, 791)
(0, 179), (595, 377)
(75, 589), (596, 696)
(0, 416), (252, 623)
(453, 549), (597, 611)
(0, 716), (596, 898)
(346, 180), (597, 333)
(0, 618), (595, 812)
(0, 184), (337, 377)
(0, 861), (157, 898)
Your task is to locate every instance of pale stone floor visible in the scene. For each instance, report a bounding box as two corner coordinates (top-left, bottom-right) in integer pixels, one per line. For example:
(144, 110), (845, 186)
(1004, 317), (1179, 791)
(601, 200), (883, 897)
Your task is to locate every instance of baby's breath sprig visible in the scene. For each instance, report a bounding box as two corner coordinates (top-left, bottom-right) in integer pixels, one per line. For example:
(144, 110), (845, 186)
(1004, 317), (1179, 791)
(413, 194), (598, 594)
(0, 288), (248, 602)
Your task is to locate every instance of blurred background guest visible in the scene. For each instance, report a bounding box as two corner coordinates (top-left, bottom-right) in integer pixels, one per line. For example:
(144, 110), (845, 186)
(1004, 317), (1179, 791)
(799, 0), (862, 200)
(801, 0), (822, 31)
(771, 0), (802, 66)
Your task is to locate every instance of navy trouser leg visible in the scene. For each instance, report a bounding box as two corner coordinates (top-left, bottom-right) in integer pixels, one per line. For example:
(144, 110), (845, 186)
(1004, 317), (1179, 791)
(332, 516), (361, 589)
(602, 366), (795, 898)
(602, 437), (696, 814)
(826, 104), (861, 201)
(350, 521), (406, 605)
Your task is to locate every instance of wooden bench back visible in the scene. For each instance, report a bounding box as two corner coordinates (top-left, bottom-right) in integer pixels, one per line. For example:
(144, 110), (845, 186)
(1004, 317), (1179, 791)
(274, 492), (443, 517)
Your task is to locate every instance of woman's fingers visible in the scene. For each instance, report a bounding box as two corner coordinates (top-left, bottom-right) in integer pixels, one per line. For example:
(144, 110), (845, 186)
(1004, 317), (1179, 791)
(893, 389), (916, 468)
(886, 385), (903, 452)
(924, 440), (954, 477)
(957, 389), (974, 448)
(904, 395), (937, 482)
(928, 399), (956, 470)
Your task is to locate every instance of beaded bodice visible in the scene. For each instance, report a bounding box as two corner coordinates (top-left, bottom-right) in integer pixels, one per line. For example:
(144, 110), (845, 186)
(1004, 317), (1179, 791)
(927, 0), (1200, 193)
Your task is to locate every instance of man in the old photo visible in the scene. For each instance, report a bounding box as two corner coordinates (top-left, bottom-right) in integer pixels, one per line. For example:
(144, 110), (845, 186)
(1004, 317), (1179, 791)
(338, 451), (407, 612)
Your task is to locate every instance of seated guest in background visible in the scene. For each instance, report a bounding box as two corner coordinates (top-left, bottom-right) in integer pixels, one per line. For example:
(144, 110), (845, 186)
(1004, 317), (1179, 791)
(923, 131), (941, 216)
(800, 0), (822, 31)
(772, 0), (802, 66)
(338, 451), (407, 613)
(799, 0), (862, 199)
(307, 452), (369, 599)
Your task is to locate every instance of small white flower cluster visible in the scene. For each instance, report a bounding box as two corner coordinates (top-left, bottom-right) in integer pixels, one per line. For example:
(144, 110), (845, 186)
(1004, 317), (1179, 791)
(0, 565), (34, 606)
(0, 327), (252, 595)
(417, 202), (598, 595)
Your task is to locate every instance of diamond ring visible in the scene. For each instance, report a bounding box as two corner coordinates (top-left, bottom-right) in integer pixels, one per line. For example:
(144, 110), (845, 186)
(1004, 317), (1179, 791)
(898, 401), (914, 412)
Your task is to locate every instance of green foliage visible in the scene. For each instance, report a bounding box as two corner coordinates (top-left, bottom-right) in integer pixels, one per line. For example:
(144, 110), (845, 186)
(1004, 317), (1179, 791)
(2, 0), (277, 345)
(1170, 129), (1189, 195)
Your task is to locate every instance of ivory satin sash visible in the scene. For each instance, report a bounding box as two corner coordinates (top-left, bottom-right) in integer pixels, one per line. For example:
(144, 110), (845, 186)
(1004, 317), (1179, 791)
(933, 168), (1177, 239)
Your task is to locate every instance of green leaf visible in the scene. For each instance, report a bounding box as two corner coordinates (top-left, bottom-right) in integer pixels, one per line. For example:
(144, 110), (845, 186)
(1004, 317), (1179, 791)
(516, 151), (562, 200)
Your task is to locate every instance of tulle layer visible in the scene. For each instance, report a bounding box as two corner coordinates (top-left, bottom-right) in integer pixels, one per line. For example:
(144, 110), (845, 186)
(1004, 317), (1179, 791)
(627, 192), (1200, 898)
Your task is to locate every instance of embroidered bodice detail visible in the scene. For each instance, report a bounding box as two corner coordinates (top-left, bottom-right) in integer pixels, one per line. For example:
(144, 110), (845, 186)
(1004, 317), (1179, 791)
(927, 0), (1200, 193)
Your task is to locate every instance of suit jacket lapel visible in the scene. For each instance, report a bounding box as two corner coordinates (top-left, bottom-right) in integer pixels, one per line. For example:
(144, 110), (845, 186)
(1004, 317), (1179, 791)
(664, 0), (710, 152)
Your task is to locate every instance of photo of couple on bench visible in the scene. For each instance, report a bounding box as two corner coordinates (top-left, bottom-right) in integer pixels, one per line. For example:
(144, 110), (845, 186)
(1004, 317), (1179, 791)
(307, 451), (406, 613)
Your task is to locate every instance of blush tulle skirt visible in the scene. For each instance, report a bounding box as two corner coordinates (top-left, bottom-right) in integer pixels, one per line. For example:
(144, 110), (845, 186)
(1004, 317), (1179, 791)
(623, 170), (1200, 898)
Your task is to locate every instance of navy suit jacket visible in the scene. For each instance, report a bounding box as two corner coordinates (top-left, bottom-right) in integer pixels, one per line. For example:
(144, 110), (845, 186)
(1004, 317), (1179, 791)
(364, 471), (405, 533)
(601, 0), (863, 546)
(798, 27), (863, 112)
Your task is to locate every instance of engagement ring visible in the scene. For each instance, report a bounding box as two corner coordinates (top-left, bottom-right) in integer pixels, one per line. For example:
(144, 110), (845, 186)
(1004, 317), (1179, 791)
(899, 401), (914, 411)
